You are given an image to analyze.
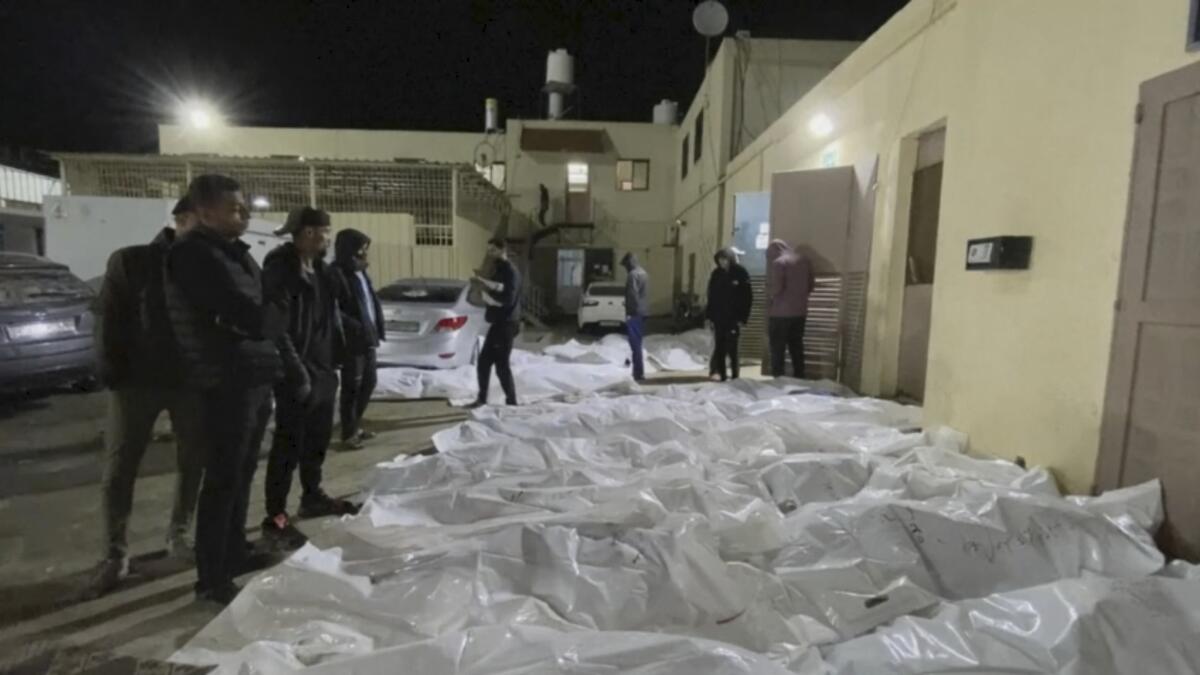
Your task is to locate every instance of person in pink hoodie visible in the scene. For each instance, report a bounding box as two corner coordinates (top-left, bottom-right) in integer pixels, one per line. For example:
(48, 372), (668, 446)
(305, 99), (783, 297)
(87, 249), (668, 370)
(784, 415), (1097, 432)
(765, 239), (815, 378)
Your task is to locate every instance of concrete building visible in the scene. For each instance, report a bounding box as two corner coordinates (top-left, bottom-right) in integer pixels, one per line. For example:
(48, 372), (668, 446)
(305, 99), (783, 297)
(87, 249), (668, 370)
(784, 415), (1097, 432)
(702, 0), (1200, 559)
(154, 39), (859, 318)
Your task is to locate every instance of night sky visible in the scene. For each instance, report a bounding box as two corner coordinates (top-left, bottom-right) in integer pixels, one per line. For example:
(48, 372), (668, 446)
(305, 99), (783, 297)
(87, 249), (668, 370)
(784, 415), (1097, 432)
(0, 0), (907, 155)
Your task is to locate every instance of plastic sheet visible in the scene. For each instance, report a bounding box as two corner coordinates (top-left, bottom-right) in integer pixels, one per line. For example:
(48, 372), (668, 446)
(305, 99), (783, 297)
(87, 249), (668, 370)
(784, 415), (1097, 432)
(173, 379), (1197, 674)
(374, 330), (714, 405)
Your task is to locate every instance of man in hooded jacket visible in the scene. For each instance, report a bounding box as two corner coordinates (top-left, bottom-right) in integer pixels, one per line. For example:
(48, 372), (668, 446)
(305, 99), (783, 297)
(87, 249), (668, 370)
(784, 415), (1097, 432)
(621, 252), (649, 382)
(706, 247), (753, 381)
(765, 239), (815, 378)
(260, 208), (357, 552)
(327, 229), (385, 450)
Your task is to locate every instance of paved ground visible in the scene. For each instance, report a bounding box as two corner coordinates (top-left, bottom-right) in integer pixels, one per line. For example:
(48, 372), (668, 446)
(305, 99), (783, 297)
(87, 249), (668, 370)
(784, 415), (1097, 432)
(0, 389), (468, 674)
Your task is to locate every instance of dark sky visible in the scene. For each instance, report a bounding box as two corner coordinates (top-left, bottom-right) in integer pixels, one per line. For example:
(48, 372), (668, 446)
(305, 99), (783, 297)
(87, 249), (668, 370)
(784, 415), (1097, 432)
(0, 0), (907, 154)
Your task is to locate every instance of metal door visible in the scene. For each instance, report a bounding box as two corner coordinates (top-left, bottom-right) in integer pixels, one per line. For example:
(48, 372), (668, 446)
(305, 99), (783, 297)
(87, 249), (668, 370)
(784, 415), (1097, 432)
(768, 166), (855, 381)
(1096, 61), (1200, 560)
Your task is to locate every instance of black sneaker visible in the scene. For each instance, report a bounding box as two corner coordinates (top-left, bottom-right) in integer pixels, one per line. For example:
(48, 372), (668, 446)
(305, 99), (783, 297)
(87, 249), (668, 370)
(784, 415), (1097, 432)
(299, 492), (360, 518)
(356, 429), (377, 441)
(82, 556), (129, 600)
(261, 513), (308, 551)
(195, 582), (241, 606)
(339, 436), (365, 451)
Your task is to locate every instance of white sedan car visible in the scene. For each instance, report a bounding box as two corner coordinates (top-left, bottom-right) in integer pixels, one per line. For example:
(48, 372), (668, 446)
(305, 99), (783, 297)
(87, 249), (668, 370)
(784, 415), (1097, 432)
(577, 282), (627, 332)
(375, 279), (487, 369)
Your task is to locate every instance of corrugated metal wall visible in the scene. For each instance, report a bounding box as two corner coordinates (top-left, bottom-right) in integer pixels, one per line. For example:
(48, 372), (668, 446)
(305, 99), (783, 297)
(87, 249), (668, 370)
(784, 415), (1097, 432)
(746, 274), (842, 380)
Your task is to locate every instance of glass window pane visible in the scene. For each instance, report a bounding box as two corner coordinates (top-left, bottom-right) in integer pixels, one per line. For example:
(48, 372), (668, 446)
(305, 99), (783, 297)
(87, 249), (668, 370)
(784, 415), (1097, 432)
(633, 161), (649, 190)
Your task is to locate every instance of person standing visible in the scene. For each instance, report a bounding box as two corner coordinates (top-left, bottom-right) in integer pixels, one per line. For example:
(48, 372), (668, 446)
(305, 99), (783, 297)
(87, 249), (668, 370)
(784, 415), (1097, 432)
(621, 252), (649, 382)
(165, 174), (284, 605)
(765, 239), (815, 379)
(705, 247), (753, 382)
(327, 229), (384, 451)
(260, 208), (357, 552)
(472, 238), (521, 407)
(86, 197), (207, 597)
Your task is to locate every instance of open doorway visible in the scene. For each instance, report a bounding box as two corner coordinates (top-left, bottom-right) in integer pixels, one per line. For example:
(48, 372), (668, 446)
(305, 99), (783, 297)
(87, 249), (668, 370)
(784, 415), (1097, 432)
(556, 248), (585, 314)
(896, 128), (945, 402)
(565, 162), (591, 224)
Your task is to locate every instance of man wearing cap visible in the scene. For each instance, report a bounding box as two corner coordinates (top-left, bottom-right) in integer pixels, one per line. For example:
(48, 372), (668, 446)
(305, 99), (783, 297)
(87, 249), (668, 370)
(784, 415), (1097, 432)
(86, 196), (208, 597)
(260, 208), (357, 551)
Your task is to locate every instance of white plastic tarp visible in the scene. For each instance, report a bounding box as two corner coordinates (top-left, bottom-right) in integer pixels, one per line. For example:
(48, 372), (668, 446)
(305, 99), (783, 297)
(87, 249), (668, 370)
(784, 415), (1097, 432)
(172, 379), (1199, 674)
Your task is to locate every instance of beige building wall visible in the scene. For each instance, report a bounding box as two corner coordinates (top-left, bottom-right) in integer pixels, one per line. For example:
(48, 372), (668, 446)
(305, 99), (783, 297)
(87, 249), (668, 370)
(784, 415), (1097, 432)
(503, 119), (677, 315)
(158, 124), (482, 164)
(721, 0), (1200, 493)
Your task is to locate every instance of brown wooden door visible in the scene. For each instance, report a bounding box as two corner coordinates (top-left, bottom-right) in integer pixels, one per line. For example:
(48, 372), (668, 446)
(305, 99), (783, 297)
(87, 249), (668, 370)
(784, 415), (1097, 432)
(1096, 61), (1200, 561)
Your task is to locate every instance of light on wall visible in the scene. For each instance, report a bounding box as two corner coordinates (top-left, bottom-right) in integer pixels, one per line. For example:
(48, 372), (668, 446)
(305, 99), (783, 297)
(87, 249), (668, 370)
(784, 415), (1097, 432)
(251, 196), (270, 210)
(809, 113), (834, 138)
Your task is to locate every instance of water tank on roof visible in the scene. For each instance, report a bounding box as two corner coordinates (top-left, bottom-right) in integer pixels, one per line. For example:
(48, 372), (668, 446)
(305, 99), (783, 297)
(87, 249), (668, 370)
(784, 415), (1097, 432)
(546, 49), (574, 87)
(653, 100), (678, 125)
(485, 98), (500, 132)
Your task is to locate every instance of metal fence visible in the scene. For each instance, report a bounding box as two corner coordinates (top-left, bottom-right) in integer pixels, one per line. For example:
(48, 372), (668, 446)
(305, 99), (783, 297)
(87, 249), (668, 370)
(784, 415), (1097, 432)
(53, 154), (518, 247)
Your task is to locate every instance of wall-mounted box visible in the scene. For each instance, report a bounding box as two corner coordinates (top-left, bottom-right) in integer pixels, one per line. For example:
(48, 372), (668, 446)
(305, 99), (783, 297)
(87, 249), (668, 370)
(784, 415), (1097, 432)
(965, 236), (1033, 271)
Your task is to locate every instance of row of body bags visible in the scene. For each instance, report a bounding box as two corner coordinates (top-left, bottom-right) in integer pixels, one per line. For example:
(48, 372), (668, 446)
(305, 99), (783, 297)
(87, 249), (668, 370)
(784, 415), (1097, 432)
(373, 330), (717, 405)
(174, 378), (1200, 674)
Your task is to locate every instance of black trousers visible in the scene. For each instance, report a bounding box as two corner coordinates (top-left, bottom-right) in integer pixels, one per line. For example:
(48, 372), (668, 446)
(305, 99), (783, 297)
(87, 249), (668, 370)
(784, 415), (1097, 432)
(264, 387), (335, 517)
(709, 323), (741, 381)
(195, 383), (272, 593)
(768, 316), (808, 378)
(477, 321), (519, 404)
(339, 348), (377, 441)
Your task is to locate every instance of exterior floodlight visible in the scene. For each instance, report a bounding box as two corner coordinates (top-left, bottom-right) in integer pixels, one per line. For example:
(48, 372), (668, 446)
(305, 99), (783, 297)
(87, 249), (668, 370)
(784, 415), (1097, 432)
(181, 100), (222, 129)
(809, 113), (834, 138)
(251, 195), (270, 210)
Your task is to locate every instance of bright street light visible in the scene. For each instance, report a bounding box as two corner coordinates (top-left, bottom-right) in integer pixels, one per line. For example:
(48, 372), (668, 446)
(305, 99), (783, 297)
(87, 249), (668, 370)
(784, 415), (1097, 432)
(180, 99), (222, 130)
(809, 113), (834, 138)
(251, 195), (270, 210)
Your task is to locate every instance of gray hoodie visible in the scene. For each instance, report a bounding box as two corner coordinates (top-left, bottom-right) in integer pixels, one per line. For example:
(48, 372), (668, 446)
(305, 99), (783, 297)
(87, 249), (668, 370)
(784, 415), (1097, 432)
(621, 252), (649, 318)
(766, 239), (815, 317)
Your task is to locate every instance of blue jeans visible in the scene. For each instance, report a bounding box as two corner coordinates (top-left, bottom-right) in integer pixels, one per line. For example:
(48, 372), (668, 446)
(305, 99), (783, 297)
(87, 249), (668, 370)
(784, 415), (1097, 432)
(626, 315), (645, 381)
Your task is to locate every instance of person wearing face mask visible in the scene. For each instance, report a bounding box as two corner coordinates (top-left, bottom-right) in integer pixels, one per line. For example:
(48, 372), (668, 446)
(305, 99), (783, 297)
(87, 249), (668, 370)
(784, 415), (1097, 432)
(260, 208), (357, 552)
(327, 229), (384, 450)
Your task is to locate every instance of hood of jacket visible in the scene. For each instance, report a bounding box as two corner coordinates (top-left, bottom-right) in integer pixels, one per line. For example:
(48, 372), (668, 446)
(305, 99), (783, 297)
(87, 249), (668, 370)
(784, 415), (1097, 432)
(766, 239), (791, 264)
(620, 252), (640, 271)
(714, 247), (742, 266)
(335, 228), (371, 266)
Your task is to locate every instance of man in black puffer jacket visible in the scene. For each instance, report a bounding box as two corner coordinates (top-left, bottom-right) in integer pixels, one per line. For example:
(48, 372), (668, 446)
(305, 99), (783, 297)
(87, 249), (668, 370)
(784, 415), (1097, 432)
(705, 247), (753, 381)
(259, 208), (357, 552)
(85, 197), (207, 598)
(164, 174), (285, 605)
(327, 228), (385, 450)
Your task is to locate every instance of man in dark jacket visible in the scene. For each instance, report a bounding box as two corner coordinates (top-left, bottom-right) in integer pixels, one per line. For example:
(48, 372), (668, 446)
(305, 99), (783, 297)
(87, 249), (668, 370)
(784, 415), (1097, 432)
(260, 208), (357, 552)
(86, 197), (206, 597)
(471, 238), (521, 407)
(706, 247), (753, 382)
(621, 252), (649, 382)
(327, 229), (384, 450)
(765, 239), (815, 378)
(165, 174), (284, 605)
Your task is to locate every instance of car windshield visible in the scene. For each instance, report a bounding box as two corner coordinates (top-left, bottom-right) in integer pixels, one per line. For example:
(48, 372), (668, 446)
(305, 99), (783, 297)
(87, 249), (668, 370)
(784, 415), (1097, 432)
(378, 282), (464, 304)
(587, 285), (624, 297)
(0, 271), (94, 309)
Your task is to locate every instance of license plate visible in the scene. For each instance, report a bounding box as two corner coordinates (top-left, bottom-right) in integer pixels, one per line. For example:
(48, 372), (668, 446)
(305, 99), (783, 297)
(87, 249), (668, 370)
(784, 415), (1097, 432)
(387, 320), (420, 333)
(8, 318), (76, 341)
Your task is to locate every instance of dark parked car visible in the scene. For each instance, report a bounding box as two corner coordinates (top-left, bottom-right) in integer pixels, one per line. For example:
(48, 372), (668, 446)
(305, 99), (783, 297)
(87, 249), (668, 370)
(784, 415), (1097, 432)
(0, 253), (96, 392)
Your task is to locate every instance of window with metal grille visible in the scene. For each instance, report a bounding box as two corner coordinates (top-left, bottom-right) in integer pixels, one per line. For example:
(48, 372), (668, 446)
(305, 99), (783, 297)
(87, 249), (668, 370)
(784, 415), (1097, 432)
(616, 159), (649, 191)
(415, 225), (454, 246)
(694, 109), (704, 164)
